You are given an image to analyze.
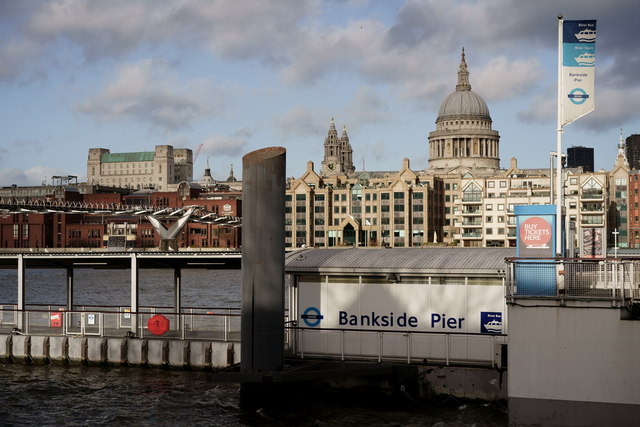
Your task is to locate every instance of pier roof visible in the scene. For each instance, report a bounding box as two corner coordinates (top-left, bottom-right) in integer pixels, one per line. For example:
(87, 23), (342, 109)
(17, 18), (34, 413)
(285, 247), (515, 276)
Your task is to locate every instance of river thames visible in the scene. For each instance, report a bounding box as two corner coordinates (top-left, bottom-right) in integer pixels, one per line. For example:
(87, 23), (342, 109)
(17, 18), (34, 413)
(0, 268), (507, 426)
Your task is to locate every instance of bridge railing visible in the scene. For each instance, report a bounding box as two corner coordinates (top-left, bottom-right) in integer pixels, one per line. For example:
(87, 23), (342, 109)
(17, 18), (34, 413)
(288, 326), (506, 368)
(505, 258), (640, 302)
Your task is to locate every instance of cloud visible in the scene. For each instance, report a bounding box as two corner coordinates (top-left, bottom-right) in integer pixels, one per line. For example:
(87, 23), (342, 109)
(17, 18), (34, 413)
(344, 86), (390, 126)
(76, 58), (226, 131)
(474, 57), (544, 101)
(577, 86), (640, 132)
(201, 130), (252, 157)
(28, 0), (151, 61)
(275, 106), (327, 139)
(0, 165), (69, 187)
(12, 138), (44, 152)
(0, 38), (43, 82)
(517, 86), (556, 123)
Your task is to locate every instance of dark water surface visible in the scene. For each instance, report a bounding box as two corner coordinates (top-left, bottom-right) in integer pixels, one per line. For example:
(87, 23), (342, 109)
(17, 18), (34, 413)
(0, 269), (507, 426)
(0, 364), (507, 426)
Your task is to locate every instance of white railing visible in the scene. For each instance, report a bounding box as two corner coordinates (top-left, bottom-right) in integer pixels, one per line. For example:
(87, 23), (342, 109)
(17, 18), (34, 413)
(290, 326), (506, 368)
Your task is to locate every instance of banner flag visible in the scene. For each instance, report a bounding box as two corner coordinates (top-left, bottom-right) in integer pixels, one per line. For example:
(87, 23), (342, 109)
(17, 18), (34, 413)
(561, 20), (596, 126)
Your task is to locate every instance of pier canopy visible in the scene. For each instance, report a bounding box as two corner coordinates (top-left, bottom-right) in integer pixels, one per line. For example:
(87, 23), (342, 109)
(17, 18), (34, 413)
(285, 247), (515, 278)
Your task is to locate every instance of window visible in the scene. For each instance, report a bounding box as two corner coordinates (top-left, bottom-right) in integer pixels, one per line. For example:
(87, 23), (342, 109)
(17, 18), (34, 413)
(497, 204), (505, 211)
(394, 192), (405, 199)
(499, 181), (507, 188)
(314, 194), (325, 201)
(296, 194), (306, 201)
(485, 204), (493, 211)
(462, 183), (482, 202)
(381, 193), (390, 200)
(487, 181), (495, 188)
(486, 216), (493, 222)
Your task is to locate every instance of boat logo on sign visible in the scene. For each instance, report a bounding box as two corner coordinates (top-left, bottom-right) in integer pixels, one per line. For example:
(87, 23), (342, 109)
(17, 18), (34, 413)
(480, 312), (502, 334)
(301, 306), (323, 327)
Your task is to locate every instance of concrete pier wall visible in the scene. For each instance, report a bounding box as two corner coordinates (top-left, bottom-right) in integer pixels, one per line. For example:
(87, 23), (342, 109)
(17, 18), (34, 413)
(0, 334), (239, 370)
(508, 300), (640, 425)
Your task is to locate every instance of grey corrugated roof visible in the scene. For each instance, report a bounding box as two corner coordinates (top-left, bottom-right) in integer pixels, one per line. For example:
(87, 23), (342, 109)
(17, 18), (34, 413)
(285, 247), (515, 276)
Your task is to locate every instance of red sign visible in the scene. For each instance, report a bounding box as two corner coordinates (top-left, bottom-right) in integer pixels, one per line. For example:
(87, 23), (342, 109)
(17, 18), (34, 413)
(147, 314), (170, 335)
(519, 217), (552, 248)
(50, 312), (62, 328)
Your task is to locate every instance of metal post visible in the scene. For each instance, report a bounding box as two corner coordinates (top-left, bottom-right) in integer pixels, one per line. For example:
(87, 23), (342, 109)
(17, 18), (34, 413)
(66, 267), (74, 311)
(556, 15), (564, 256)
(241, 147), (286, 373)
(174, 268), (182, 313)
(130, 253), (139, 335)
(174, 268), (182, 338)
(550, 152), (556, 204)
(17, 254), (25, 331)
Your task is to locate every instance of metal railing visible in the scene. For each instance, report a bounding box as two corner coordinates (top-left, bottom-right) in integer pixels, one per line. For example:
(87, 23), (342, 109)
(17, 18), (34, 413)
(0, 305), (243, 342)
(506, 258), (640, 302)
(288, 326), (506, 368)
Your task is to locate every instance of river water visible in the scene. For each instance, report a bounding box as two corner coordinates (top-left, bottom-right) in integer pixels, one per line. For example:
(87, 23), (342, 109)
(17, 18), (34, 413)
(0, 269), (507, 426)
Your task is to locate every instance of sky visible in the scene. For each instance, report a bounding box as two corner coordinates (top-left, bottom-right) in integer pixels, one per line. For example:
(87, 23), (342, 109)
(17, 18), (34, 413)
(1, 0), (639, 186)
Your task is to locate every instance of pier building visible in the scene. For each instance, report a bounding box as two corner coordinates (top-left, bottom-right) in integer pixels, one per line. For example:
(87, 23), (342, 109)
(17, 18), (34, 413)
(285, 247), (510, 369)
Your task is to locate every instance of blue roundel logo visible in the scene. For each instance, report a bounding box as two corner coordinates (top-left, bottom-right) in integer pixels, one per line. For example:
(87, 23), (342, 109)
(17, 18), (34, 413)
(301, 306), (323, 327)
(568, 88), (589, 105)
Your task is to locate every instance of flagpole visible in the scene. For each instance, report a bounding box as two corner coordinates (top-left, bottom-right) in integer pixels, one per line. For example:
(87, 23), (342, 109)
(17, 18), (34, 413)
(556, 14), (564, 257)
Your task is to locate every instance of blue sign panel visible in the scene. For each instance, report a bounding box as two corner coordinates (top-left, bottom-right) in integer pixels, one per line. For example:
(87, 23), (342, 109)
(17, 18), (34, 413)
(514, 205), (558, 296)
(480, 312), (503, 334)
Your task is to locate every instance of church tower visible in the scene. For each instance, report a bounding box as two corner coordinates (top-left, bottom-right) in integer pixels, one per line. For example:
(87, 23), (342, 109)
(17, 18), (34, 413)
(322, 118), (355, 175)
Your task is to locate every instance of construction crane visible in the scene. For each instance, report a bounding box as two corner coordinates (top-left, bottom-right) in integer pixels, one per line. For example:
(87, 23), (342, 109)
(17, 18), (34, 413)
(194, 143), (204, 164)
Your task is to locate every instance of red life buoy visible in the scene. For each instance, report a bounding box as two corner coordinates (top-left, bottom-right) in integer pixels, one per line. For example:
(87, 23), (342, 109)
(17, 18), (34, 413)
(147, 314), (170, 335)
